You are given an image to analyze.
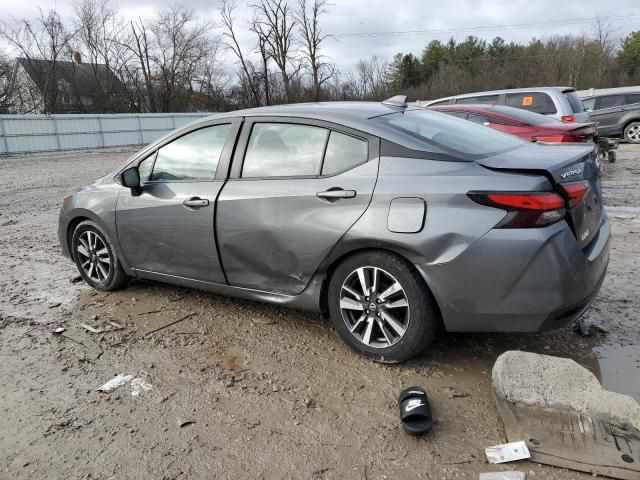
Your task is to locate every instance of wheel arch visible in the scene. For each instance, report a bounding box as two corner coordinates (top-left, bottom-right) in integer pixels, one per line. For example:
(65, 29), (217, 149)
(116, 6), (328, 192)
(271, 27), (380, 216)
(317, 243), (443, 326)
(622, 117), (640, 140)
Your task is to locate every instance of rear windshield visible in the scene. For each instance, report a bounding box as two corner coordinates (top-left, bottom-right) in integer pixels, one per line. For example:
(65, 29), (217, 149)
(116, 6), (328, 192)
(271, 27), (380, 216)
(489, 106), (556, 125)
(565, 91), (585, 113)
(375, 109), (525, 159)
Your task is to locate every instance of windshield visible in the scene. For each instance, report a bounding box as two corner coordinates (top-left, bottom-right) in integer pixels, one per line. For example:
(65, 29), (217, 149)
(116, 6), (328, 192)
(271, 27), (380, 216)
(490, 106), (556, 125)
(565, 91), (585, 113)
(375, 109), (526, 159)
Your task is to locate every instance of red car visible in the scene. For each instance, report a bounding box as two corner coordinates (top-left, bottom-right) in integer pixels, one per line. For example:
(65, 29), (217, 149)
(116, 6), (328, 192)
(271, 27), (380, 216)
(429, 104), (598, 144)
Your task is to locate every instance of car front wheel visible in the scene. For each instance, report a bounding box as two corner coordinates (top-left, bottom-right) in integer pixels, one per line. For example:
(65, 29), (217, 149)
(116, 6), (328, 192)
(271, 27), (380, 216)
(624, 121), (640, 144)
(328, 251), (438, 363)
(71, 220), (128, 291)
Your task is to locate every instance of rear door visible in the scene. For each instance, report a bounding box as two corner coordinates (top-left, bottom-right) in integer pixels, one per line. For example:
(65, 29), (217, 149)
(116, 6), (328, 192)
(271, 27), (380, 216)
(591, 95), (627, 135)
(216, 117), (379, 295)
(116, 119), (240, 283)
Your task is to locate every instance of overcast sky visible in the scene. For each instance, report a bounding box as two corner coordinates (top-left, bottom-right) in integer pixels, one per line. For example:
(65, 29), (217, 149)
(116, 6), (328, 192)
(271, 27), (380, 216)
(1, 0), (639, 70)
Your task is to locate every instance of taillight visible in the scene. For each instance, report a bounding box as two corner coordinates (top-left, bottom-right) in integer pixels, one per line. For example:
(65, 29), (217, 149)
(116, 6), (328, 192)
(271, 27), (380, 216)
(561, 180), (590, 208)
(468, 192), (566, 228)
(561, 115), (576, 122)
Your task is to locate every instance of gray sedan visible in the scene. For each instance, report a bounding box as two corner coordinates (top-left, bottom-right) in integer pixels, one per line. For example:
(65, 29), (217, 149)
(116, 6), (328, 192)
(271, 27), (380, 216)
(58, 97), (610, 362)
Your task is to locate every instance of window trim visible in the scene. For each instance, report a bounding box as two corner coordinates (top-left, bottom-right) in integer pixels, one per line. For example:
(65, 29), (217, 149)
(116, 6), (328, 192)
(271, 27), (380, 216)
(229, 116), (377, 181)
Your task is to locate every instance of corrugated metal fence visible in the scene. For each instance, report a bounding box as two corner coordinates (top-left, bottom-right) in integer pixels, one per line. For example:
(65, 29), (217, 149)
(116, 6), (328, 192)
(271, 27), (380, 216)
(0, 113), (212, 155)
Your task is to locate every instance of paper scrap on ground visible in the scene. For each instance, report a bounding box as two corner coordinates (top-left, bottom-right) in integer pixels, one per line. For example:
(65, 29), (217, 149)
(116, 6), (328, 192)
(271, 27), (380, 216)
(97, 374), (134, 393)
(480, 472), (526, 480)
(131, 378), (152, 397)
(485, 441), (530, 464)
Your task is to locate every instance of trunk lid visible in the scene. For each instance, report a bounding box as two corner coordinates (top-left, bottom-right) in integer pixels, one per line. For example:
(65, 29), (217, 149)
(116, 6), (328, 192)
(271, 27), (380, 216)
(476, 143), (604, 248)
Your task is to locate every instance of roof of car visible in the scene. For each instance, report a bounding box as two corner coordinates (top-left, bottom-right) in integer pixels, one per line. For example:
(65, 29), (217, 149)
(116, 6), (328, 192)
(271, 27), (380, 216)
(423, 86), (576, 105)
(192, 101), (417, 137)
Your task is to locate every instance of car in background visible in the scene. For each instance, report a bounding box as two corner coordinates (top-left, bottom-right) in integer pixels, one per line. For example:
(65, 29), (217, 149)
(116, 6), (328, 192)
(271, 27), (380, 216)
(421, 87), (588, 123)
(58, 98), (610, 362)
(581, 91), (640, 143)
(429, 104), (598, 144)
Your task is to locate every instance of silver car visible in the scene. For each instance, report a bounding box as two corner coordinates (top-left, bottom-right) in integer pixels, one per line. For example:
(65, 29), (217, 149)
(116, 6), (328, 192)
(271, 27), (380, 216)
(58, 98), (610, 362)
(421, 87), (589, 123)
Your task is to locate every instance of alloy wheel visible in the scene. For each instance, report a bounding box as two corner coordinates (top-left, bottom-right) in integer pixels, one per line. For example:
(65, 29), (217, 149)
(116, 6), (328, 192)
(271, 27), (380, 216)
(628, 124), (640, 142)
(339, 266), (410, 349)
(76, 230), (111, 283)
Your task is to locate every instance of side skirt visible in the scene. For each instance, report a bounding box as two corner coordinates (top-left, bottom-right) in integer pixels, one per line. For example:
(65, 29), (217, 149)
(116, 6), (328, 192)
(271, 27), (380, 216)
(134, 269), (324, 313)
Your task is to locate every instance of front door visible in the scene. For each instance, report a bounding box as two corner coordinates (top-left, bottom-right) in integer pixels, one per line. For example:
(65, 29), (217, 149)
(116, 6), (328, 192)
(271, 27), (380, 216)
(116, 120), (238, 284)
(217, 118), (379, 295)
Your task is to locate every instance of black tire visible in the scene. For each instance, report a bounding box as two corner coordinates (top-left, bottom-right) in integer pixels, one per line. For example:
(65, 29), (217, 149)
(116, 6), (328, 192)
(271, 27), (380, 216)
(623, 121), (640, 144)
(327, 251), (438, 363)
(71, 220), (128, 291)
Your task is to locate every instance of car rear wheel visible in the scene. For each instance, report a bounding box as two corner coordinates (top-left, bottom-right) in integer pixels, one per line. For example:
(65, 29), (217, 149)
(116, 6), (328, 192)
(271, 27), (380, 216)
(71, 220), (128, 291)
(327, 251), (438, 363)
(624, 121), (640, 144)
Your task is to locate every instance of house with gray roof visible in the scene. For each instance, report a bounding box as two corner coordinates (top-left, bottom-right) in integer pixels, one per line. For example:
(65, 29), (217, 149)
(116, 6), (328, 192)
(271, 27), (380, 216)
(8, 53), (129, 114)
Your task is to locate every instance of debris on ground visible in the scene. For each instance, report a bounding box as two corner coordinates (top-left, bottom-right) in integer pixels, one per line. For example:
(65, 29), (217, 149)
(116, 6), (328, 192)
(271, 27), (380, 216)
(572, 320), (608, 336)
(97, 374), (135, 393)
(80, 321), (124, 334)
(52, 326), (66, 334)
(485, 441), (530, 464)
(176, 418), (196, 428)
(130, 378), (152, 397)
(70, 274), (83, 283)
(492, 351), (640, 479)
(479, 472), (526, 480)
(144, 312), (196, 336)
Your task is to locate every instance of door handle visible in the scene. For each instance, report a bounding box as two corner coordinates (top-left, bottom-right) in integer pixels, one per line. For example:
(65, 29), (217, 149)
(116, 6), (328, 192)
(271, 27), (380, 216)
(183, 197), (209, 208)
(316, 188), (356, 201)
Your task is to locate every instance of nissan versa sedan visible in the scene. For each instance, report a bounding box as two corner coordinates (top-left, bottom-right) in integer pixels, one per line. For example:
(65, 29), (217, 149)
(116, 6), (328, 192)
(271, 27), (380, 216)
(58, 97), (610, 362)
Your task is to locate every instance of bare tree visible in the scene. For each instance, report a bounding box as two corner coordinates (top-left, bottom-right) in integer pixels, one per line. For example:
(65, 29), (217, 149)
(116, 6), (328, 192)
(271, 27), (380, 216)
(74, 0), (130, 111)
(252, 0), (300, 102)
(250, 15), (272, 105)
(128, 18), (156, 111)
(220, 1), (261, 107)
(0, 49), (13, 111)
(295, 0), (334, 101)
(0, 8), (75, 113)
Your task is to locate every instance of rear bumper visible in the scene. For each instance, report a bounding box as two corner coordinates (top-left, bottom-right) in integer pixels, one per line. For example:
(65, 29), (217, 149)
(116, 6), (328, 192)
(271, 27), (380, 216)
(417, 213), (610, 332)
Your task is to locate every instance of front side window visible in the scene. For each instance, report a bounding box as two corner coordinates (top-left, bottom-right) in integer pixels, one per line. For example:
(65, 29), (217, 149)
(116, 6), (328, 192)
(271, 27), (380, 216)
(150, 124), (231, 181)
(505, 92), (557, 115)
(138, 152), (155, 182)
(242, 123), (328, 178)
(582, 97), (596, 112)
(322, 132), (368, 175)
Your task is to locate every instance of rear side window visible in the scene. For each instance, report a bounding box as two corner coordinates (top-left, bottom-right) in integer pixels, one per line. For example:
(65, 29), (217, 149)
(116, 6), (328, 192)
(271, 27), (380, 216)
(375, 109), (525, 159)
(242, 123), (328, 178)
(150, 124), (231, 181)
(597, 95), (627, 109)
(467, 113), (490, 124)
(441, 111), (468, 119)
(625, 94), (640, 105)
(505, 92), (557, 115)
(322, 132), (368, 175)
(457, 95), (499, 105)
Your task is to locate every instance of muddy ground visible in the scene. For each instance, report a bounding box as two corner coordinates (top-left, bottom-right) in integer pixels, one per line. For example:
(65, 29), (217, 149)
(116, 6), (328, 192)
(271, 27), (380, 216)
(0, 145), (638, 480)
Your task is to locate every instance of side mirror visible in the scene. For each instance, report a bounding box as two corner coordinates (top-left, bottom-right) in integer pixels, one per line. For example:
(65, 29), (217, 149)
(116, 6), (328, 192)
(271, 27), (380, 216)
(121, 166), (142, 196)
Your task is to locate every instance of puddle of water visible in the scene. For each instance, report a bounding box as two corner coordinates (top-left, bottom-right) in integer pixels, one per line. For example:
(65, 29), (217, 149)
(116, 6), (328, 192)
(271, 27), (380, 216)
(593, 344), (640, 402)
